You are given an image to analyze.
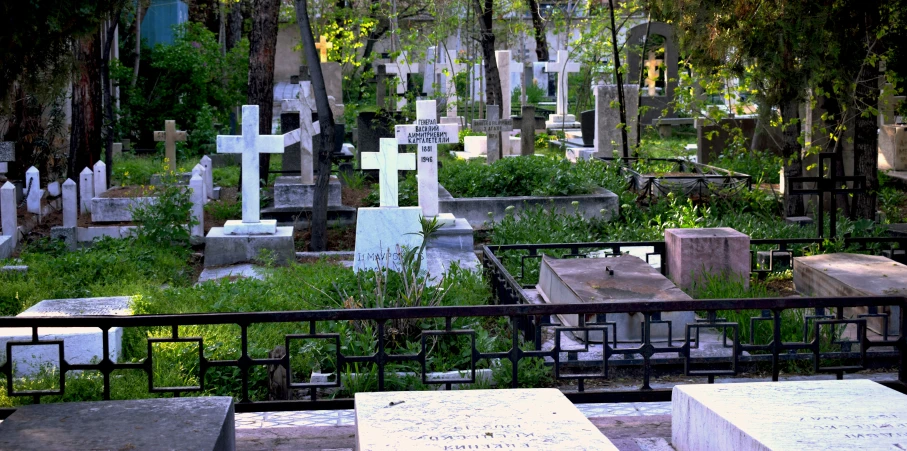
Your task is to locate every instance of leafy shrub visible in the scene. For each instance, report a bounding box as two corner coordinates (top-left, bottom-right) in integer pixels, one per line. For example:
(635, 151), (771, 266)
(130, 165), (198, 247)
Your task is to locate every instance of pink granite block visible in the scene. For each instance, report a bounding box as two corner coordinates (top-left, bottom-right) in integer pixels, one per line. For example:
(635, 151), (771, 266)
(665, 227), (750, 291)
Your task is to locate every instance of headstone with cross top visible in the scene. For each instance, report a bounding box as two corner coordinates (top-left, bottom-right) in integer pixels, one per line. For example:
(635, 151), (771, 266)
(315, 36), (333, 63)
(395, 100), (458, 226)
(216, 105), (298, 235)
(282, 81), (321, 184)
(384, 53), (420, 110)
(154, 120), (188, 173)
(644, 51), (663, 96)
(472, 105), (514, 164)
(361, 138), (416, 207)
(786, 152), (866, 238)
(544, 50), (581, 120)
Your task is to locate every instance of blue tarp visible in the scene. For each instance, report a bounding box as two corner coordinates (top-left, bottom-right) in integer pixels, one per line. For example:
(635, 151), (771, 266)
(141, 0), (189, 47)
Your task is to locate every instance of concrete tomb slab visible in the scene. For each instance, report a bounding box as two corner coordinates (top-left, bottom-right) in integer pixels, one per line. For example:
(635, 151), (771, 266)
(672, 379), (907, 451)
(355, 388), (617, 451)
(793, 253), (905, 335)
(353, 206), (424, 273)
(204, 226), (294, 267)
(0, 397), (235, 451)
(537, 254), (695, 342)
(0, 296), (132, 377)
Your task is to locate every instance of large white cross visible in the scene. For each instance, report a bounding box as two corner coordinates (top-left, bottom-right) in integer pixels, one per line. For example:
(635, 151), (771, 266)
(361, 138), (416, 207)
(394, 100), (458, 222)
(216, 105), (285, 234)
(384, 52), (420, 111)
(545, 50), (581, 117)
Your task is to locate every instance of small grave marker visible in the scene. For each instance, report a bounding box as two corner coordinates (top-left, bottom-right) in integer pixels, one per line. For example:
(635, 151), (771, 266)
(544, 50), (581, 126)
(79, 168), (93, 213)
(644, 51), (663, 96)
(93, 160), (107, 197)
(472, 105), (514, 163)
(394, 100), (458, 224)
(62, 179), (77, 228)
(361, 138), (416, 208)
(25, 166), (42, 215)
(1, 182), (16, 243)
(315, 35), (333, 63)
(154, 120), (187, 173)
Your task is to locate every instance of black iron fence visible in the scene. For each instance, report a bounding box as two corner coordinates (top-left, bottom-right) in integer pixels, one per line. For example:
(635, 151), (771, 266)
(0, 237), (904, 418)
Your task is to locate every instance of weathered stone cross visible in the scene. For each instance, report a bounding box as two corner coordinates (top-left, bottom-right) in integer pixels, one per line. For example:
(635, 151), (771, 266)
(216, 105), (284, 234)
(384, 53), (420, 110)
(154, 120), (187, 173)
(644, 51), (663, 96)
(544, 50), (581, 118)
(361, 138), (416, 207)
(315, 35), (333, 63)
(394, 100), (458, 224)
(472, 105), (514, 163)
(281, 81), (320, 184)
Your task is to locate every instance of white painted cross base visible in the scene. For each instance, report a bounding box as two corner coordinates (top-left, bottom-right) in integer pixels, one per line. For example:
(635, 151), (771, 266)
(224, 219), (277, 235)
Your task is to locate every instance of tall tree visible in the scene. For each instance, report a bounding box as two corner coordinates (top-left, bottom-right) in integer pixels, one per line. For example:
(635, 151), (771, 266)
(472, 0), (503, 110)
(526, 0), (550, 62)
(69, 35), (103, 177)
(296, 0), (337, 251)
(248, 0), (281, 186)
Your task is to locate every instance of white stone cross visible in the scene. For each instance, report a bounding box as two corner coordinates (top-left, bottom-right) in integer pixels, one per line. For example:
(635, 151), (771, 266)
(281, 81), (320, 184)
(394, 100), (458, 223)
(361, 138), (416, 208)
(384, 53), (420, 110)
(216, 104), (285, 235)
(545, 50), (581, 117)
(644, 51), (663, 96)
(472, 105), (514, 164)
(154, 120), (187, 173)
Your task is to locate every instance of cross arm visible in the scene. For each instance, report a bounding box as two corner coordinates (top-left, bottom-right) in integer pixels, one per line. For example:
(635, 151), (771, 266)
(215, 135), (244, 154)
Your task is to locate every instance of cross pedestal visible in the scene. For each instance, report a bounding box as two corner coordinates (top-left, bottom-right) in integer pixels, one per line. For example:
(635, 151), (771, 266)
(472, 105), (514, 163)
(154, 121), (187, 173)
(395, 100), (458, 226)
(544, 50), (581, 128)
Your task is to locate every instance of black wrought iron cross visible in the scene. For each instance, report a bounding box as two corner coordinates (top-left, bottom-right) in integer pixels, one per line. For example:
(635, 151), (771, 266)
(786, 152), (866, 238)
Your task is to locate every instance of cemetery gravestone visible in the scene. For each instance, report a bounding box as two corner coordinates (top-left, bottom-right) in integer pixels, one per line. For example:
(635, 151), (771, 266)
(354, 138), (423, 272)
(537, 254), (695, 342)
(0, 141), (14, 175)
(355, 389), (617, 451)
(697, 118), (757, 165)
(206, 105), (294, 267)
(627, 22), (680, 124)
(594, 84), (640, 158)
(62, 179), (77, 228)
(79, 167), (93, 213)
(1, 182), (16, 249)
(435, 50), (466, 121)
(25, 166), (42, 214)
(395, 100), (458, 226)
(673, 380), (907, 451)
(544, 50), (581, 129)
(190, 174), (205, 237)
(496, 50), (513, 118)
(200, 155), (215, 199)
(666, 227), (750, 291)
(472, 105), (514, 164)
(384, 52), (420, 110)
(154, 120), (188, 173)
(879, 124), (907, 171)
(520, 105), (537, 156)
(93, 160), (107, 197)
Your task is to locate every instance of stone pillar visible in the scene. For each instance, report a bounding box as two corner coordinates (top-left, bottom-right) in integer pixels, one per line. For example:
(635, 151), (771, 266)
(496, 51), (512, 117)
(62, 179), (77, 228)
(93, 160), (107, 197)
(521, 105), (536, 156)
(112, 143), (123, 158)
(192, 164), (208, 201)
(25, 166), (42, 214)
(665, 228), (751, 291)
(593, 85), (639, 158)
(200, 155), (214, 199)
(189, 174), (205, 238)
(1, 182), (16, 243)
(79, 167), (94, 213)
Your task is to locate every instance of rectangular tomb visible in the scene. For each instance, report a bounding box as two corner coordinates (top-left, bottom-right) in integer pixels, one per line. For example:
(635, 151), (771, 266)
(672, 379), (907, 451)
(355, 388), (617, 451)
(537, 254), (696, 342)
(0, 397), (235, 451)
(794, 253), (905, 335)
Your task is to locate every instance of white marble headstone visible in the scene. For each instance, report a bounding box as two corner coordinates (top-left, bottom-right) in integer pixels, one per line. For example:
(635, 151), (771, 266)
(0, 182), (16, 242)
(79, 167), (93, 214)
(25, 166), (43, 214)
(673, 380), (907, 451)
(93, 160), (107, 197)
(62, 179), (77, 228)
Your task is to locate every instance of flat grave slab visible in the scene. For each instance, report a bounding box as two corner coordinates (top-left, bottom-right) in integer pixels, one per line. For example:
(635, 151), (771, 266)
(355, 388), (617, 451)
(0, 396), (235, 451)
(672, 379), (907, 451)
(794, 253), (905, 335)
(0, 296), (132, 376)
(537, 254), (695, 342)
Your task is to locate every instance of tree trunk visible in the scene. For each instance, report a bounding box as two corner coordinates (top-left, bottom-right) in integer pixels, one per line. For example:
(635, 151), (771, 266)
(69, 34), (102, 180)
(852, 71), (879, 220)
(187, 0), (220, 35)
(132, 1), (147, 88)
(526, 0), (549, 62)
(101, 11), (123, 186)
(780, 99), (804, 217)
(248, 0), (280, 187)
(608, 0), (629, 158)
(473, 0), (502, 110)
(225, 0), (243, 51)
(296, 0), (335, 252)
